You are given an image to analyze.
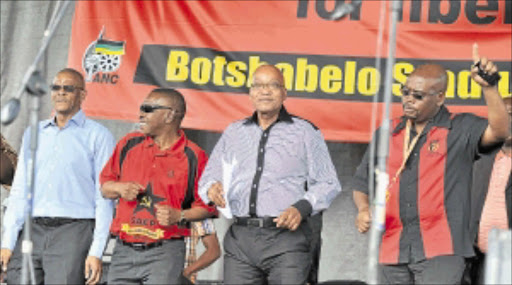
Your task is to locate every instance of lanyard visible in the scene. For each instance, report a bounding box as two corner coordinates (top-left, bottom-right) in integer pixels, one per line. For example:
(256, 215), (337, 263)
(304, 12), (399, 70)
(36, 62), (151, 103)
(391, 119), (421, 184)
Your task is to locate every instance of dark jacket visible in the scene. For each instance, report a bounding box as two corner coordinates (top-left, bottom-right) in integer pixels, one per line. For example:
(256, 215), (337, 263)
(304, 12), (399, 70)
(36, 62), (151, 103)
(469, 148), (512, 242)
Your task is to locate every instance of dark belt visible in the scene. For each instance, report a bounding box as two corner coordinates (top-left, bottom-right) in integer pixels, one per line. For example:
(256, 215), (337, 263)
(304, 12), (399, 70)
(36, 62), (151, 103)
(233, 216), (277, 228)
(118, 239), (164, 251)
(33, 217), (91, 227)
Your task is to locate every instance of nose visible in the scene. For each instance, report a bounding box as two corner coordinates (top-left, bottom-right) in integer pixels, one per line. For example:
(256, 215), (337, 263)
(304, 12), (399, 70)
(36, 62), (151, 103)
(259, 85), (273, 94)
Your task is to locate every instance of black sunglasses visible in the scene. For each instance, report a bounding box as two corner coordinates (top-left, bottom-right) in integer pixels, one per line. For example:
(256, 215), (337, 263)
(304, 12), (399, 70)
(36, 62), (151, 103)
(400, 84), (432, 100)
(139, 104), (173, 113)
(50, 84), (82, 93)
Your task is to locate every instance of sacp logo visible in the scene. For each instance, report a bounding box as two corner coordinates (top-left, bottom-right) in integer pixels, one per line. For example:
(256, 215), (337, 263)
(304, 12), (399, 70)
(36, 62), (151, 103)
(82, 27), (126, 84)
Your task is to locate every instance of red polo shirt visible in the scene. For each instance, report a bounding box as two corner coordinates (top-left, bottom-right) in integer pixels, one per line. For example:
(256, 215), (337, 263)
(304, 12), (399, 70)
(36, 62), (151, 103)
(100, 131), (215, 243)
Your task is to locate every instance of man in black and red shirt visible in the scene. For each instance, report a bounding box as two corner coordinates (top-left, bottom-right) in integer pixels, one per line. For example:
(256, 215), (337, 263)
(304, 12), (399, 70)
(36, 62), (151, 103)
(100, 88), (215, 284)
(352, 45), (510, 284)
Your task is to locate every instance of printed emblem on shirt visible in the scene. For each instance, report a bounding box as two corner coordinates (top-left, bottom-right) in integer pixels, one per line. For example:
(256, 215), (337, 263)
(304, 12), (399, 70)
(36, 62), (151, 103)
(133, 182), (165, 216)
(121, 224), (164, 239)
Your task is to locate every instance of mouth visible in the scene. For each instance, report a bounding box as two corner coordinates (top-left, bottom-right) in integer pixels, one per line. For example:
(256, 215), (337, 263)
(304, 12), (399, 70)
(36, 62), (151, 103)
(403, 104), (415, 112)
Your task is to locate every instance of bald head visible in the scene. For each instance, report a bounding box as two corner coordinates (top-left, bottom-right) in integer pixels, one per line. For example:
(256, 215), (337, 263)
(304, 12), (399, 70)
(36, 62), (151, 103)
(150, 88), (186, 120)
(252, 65), (285, 85)
(56, 68), (85, 89)
(409, 64), (448, 93)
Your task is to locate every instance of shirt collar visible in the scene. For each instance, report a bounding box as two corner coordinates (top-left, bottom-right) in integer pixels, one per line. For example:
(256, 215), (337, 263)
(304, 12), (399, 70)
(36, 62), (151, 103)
(42, 110), (86, 128)
(243, 106), (294, 126)
(393, 105), (452, 134)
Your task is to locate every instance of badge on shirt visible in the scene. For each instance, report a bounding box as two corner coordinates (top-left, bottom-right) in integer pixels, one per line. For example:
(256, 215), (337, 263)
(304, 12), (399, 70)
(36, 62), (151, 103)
(428, 140), (440, 153)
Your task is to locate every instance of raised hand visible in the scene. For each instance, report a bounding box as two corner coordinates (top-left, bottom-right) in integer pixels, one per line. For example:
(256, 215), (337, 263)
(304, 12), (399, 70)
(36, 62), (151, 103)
(471, 43), (500, 87)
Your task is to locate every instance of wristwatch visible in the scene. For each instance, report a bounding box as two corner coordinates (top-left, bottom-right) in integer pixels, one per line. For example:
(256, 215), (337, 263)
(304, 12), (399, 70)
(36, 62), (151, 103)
(179, 210), (186, 225)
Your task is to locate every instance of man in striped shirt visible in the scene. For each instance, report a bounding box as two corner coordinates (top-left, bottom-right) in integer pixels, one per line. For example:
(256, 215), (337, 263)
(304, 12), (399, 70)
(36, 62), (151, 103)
(199, 65), (341, 284)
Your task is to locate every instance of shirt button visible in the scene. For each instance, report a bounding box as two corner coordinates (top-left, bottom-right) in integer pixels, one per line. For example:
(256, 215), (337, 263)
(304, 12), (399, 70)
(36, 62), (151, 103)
(263, 133), (268, 137)
(250, 203), (255, 207)
(407, 203), (412, 207)
(257, 167), (262, 171)
(253, 184), (257, 188)
(260, 148), (264, 153)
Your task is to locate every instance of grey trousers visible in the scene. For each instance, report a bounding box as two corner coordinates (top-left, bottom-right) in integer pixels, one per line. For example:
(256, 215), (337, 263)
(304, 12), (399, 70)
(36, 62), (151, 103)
(107, 238), (186, 285)
(6, 219), (94, 284)
(379, 255), (467, 284)
(223, 224), (312, 284)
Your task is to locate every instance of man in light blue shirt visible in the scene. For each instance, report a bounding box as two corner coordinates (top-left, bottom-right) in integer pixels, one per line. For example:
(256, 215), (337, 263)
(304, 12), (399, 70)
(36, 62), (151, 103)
(0, 68), (115, 285)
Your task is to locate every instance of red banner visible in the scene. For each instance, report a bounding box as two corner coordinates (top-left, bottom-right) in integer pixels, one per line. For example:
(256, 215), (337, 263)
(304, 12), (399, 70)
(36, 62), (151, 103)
(68, 0), (511, 142)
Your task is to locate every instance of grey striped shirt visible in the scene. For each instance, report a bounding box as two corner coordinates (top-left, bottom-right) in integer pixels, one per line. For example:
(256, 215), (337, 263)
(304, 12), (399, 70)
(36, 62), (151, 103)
(199, 108), (341, 217)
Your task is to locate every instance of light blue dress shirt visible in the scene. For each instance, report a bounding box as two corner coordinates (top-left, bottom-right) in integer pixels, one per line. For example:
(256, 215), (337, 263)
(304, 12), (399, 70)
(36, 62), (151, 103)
(199, 108), (341, 217)
(1, 110), (115, 258)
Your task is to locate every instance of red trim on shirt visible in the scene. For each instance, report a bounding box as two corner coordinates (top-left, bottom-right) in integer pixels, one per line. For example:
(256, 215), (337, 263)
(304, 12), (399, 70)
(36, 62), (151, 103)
(418, 127), (454, 258)
(380, 118), (405, 264)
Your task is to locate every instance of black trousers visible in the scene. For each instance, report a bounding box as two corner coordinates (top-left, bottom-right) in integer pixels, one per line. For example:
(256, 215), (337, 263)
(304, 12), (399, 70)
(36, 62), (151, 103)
(379, 255), (466, 285)
(107, 239), (185, 285)
(6, 219), (94, 284)
(223, 223), (312, 284)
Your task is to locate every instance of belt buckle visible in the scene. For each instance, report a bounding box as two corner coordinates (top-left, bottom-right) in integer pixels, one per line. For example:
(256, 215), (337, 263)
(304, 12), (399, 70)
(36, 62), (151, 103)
(131, 243), (147, 250)
(247, 218), (263, 227)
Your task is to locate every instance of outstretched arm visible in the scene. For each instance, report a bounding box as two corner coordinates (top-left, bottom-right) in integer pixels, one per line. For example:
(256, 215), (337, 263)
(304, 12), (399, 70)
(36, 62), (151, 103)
(472, 43), (510, 147)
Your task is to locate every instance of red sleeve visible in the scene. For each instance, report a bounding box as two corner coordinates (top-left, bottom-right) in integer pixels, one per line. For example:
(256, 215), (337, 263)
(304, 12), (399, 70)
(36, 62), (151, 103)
(99, 135), (126, 185)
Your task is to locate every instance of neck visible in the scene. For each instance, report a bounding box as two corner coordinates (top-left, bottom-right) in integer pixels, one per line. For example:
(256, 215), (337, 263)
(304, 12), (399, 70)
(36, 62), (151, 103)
(411, 120), (427, 134)
(502, 140), (512, 155)
(153, 128), (180, 150)
(55, 111), (78, 128)
(258, 110), (279, 130)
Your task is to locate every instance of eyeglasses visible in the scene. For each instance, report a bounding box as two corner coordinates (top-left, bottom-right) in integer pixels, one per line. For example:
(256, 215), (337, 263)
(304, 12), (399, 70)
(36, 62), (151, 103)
(139, 104), (173, 113)
(250, 82), (284, 91)
(50, 84), (83, 93)
(400, 84), (435, 100)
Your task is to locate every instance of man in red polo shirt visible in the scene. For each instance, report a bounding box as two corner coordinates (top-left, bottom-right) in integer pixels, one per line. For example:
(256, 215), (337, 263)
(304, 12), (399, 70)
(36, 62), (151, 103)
(100, 88), (215, 284)
(352, 44), (510, 284)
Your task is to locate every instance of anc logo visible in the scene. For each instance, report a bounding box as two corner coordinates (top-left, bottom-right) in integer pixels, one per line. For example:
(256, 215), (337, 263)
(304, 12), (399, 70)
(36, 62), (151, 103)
(82, 27), (126, 84)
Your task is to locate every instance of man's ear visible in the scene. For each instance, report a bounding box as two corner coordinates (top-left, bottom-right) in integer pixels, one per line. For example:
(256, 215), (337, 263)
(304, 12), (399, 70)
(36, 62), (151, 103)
(436, 91), (446, 107)
(80, 89), (87, 103)
(165, 110), (175, 124)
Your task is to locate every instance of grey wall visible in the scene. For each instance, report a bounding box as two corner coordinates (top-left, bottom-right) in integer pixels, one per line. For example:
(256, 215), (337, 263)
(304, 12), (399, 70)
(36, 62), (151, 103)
(1, 1), (370, 282)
